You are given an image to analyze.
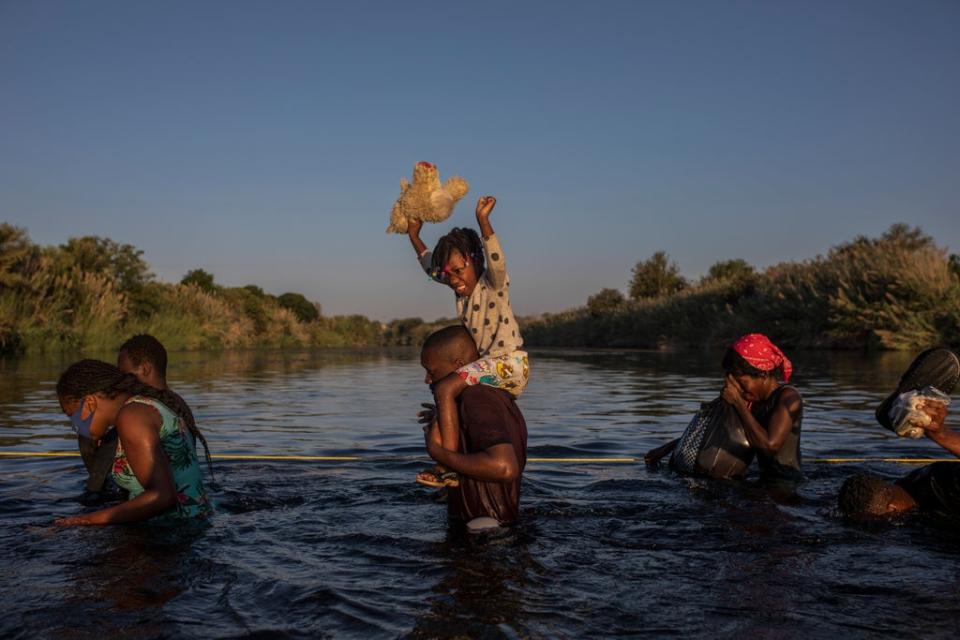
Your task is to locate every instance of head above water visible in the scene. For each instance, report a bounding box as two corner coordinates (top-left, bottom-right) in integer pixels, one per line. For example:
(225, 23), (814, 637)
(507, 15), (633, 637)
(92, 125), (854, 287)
(57, 358), (214, 473)
(430, 227), (485, 297)
(722, 334), (792, 403)
(838, 473), (917, 518)
(118, 333), (168, 389)
(420, 325), (480, 386)
(57, 359), (166, 440)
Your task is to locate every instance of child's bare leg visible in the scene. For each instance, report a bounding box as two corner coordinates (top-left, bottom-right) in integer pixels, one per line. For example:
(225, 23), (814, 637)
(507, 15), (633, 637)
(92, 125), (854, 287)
(434, 372), (469, 458)
(416, 372), (469, 487)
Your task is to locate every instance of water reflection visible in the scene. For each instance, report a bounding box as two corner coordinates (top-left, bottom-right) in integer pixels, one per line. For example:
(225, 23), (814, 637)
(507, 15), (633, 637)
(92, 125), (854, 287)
(3, 347), (960, 638)
(410, 529), (540, 639)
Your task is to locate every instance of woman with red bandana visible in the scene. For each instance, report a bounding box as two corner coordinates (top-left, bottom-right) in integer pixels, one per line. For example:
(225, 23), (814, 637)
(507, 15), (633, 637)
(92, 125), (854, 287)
(719, 333), (803, 480)
(645, 333), (803, 480)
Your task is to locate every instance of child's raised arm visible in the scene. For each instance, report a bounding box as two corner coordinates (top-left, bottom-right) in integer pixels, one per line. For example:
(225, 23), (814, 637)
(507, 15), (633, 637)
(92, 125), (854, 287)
(406, 218), (436, 277)
(476, 196), (508, 290)
(407, 217), (428, 257)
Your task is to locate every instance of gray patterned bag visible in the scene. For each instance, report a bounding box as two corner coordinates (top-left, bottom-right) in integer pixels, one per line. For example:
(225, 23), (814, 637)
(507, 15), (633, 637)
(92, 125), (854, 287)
(670, 398), (754, 479)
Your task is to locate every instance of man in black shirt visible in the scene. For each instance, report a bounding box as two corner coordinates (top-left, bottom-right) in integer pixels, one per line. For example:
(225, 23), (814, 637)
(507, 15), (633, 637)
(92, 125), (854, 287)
(839, 401), (960, 520)
(419, 326), (528, 531)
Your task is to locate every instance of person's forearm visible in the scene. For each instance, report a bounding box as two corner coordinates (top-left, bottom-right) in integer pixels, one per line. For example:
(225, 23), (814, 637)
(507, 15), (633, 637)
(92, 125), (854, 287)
(84, 488), (177, 525)
(477, 216), (494, 240)
(733, 403), (779, 453)
(645, 438), (679, 464)
(429, 447), (517, 483)
(408, 230), (428, 256)
(479, 232), (508, 290)
(928, 426), (960, 459)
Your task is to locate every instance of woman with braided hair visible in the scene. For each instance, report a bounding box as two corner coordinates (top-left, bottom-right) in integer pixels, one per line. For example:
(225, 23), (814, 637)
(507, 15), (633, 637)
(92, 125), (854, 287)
(77, 334), (214, 504)
(406, 196), (530, 488)
(54, 359), (212, 526)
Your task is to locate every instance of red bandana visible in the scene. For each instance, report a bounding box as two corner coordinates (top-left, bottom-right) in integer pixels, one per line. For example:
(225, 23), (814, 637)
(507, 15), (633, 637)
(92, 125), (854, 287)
(732, 333), (793, 382)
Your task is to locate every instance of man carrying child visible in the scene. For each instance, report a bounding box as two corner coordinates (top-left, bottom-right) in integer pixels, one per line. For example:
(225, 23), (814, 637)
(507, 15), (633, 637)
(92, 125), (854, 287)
(418, 326), (528, 532)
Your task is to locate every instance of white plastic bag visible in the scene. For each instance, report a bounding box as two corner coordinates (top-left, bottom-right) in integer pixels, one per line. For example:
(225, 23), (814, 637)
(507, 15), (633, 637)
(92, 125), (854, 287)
(889, 386), (950, 438)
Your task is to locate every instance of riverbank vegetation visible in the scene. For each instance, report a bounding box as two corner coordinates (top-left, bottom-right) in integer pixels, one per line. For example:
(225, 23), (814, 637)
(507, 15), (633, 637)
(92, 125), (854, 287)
(0, 224), (424, 355)
(3, 223), (957, 355)
(523, 224), (960, 351)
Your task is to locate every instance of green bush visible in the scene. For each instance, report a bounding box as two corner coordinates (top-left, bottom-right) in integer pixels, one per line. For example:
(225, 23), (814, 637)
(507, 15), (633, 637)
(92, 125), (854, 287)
(0, 225), (390, 352)
(586, 288), (626, 317)
(277, 292), (320, 323)
(180, 268), (218, 293)
(704, 259), (755, 284)
(525, 225), (960, 351)
(628, 251), (686, 300)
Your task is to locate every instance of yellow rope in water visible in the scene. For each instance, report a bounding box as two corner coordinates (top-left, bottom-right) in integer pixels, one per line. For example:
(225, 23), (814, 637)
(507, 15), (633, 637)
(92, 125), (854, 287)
(529, 457), (636, 463)
(2, 451), (958, 464)
(213, 454), (361, 461)
(810, 457), (960, 464)
(0, 451), (360, 461)
(0, 451), (635, 463)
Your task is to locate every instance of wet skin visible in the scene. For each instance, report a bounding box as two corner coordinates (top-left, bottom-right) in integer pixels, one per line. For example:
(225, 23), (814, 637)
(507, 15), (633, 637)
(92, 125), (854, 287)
(875, 404), (955, 516)
(407, 196), (501, 481)
(645, 371), (803, 465)
(722, 373), (802, 456)
(55, 393), (177, 526)
(418, 339), (519, 484)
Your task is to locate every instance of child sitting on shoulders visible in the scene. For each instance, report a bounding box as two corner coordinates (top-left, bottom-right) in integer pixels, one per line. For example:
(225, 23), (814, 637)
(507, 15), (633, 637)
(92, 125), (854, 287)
(406, 196), (530, 487)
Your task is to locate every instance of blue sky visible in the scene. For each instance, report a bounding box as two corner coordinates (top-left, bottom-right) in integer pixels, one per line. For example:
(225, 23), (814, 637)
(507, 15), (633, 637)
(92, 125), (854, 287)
(1, 1), (958, 320)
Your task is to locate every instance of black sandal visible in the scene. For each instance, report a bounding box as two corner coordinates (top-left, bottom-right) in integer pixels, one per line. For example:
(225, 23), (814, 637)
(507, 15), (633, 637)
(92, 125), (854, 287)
(875, 348), (959, 431)
(416, 467), (460, 488)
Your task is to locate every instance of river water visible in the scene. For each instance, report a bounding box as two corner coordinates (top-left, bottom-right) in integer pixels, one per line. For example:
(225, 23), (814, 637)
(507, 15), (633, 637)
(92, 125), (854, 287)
(1, 348), (959, 638)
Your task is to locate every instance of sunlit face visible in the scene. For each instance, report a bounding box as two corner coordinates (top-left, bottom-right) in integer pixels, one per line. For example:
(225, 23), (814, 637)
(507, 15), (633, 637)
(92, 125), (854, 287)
(420, 351), (461, 388)
(59, 394), (112, 440)
(440, 250), (478, 297)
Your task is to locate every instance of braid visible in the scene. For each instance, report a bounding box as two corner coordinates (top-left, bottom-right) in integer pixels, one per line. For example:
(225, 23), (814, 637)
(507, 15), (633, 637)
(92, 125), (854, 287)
(160, 392), (215, 481)
(432, 227), (485, 278)
(57, 359), (214, 479)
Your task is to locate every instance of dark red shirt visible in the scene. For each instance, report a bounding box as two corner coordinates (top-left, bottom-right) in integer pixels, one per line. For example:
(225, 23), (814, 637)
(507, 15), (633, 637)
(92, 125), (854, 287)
(447, 385), (528, 525)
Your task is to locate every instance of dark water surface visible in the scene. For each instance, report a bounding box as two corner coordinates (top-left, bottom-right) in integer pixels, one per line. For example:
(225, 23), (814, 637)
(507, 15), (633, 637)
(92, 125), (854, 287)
(2, 348), (959, 639)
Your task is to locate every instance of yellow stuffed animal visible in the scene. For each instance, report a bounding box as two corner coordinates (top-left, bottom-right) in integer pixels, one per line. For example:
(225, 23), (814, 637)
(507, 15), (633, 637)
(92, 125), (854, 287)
(386, 161), (469, 234)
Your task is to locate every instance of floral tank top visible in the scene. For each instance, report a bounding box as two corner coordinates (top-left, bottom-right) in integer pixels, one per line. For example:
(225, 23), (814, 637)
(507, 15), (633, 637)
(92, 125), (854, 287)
(112, 395), (212, 523)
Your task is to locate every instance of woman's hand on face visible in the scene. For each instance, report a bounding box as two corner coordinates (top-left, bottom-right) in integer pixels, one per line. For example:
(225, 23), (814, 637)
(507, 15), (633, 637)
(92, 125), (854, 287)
(722, 375), (746, 408)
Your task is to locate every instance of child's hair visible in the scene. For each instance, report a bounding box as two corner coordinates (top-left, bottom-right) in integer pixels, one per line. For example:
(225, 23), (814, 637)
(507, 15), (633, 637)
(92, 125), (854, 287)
(431, 227), (485, 279)
(119, 334), (168, 378)
(57, 359), (213, 478)
(721, 347), (781, 379)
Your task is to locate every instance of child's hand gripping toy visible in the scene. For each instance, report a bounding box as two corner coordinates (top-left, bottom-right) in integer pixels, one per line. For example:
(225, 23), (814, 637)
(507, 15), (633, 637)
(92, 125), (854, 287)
(889, 386), (951, 438)
(386, 161), (469, 234)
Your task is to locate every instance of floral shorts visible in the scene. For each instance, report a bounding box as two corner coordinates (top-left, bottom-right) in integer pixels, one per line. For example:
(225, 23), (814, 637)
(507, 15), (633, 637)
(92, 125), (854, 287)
(456, 351), (530, 397)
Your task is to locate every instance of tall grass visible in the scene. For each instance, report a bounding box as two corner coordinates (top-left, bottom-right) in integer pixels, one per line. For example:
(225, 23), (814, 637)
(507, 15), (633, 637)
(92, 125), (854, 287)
(4, 222), (956, 354)
(0, 224), (386, 355)
(523, 225), (960, 351)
